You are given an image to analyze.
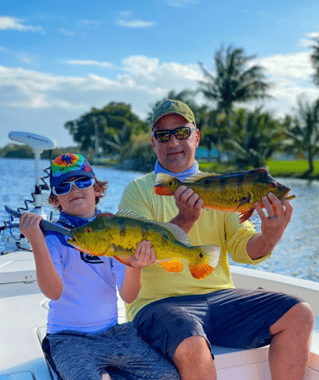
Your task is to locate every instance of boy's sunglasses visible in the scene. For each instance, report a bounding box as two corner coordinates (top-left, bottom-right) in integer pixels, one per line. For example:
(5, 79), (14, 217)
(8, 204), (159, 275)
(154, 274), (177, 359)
(152, 126), (196, 143)
(52, 177), (95, 196)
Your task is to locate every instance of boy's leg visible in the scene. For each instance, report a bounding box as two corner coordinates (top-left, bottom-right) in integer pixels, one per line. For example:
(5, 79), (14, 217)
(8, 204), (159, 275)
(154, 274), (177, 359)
(48, 324), (180, 380)
(105, 323), (180, 380)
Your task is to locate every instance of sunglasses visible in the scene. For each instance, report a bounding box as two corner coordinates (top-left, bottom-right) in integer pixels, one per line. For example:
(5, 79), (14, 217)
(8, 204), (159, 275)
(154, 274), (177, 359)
(152, 126), (196, 143)
(52, 177), (95, 196)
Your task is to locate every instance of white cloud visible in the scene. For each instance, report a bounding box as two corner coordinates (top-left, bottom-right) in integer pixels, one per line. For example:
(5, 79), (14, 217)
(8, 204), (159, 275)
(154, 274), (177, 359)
(258, 51), (313, 80)
(0, 16), (44, 33)
(298, 32), (319, 48)
(0, 52), (318, 147)
(116, 19), (155, 28)
(62, 59), (114, 69)
(59, 28), (75, 36)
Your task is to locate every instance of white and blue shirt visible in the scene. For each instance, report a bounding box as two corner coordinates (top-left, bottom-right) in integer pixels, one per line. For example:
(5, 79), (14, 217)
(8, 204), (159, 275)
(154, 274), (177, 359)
(45, 212), (126, 334)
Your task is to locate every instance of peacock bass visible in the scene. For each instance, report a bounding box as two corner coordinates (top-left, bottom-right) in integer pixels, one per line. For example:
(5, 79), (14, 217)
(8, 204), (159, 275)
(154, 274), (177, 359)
(154, 168), (295, 223)
(67, 209), (220, 280)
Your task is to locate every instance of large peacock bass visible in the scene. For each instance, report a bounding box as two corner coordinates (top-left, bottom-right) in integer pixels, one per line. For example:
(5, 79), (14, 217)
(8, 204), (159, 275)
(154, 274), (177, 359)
(68, 209), (220, 280)
(154, 168), (295, 223)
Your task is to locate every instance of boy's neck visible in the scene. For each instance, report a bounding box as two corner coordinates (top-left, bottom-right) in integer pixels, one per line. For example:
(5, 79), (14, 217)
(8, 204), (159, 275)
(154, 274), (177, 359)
(61, 210), (96, 220)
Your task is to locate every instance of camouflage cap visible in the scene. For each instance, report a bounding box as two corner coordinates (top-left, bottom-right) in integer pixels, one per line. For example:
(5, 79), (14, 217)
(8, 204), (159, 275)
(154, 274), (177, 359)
(151, 100), (195, 129)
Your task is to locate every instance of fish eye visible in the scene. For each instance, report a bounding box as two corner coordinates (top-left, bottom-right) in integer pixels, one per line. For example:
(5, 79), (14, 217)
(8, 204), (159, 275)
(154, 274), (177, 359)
(270, 182), (277, 188)
(86, 227), (93, 233)
(199, 253), (203, 258)
(169, 181), (173, 186)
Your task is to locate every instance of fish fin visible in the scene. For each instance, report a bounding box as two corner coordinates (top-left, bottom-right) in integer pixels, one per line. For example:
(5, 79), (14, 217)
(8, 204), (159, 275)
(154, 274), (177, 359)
(113, 256), (132, 266)
(155, 222), (192, 246)
(239, 208), (255, 223)
(116, 209), (192, 246)
(116, 209), (150, 220)
(183, 172), (217, 184)
(199, 244), (220, 268)
(67, 239), (99, 255)
(189, 263), (215, 280)
(236, 193), (252, 209)
(158, 257), (184, 272)
(97, 212), (114, 218)
(109, 244), (133, 266)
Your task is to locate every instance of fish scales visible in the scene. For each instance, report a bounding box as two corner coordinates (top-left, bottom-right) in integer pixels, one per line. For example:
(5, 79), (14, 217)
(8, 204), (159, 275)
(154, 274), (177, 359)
(154, 169), (295, 223)
(67, 210), (221, 280)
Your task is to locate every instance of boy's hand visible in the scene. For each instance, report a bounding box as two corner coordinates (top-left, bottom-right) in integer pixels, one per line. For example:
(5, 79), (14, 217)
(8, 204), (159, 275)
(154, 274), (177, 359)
(129, 240), (156, 269)
(19, 212), (44, 242)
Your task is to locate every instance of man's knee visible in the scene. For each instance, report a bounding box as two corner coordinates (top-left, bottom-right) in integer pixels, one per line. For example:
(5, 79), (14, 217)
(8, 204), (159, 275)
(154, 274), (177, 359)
(173, 335), (211, 364)
(270, 302), (314, 336)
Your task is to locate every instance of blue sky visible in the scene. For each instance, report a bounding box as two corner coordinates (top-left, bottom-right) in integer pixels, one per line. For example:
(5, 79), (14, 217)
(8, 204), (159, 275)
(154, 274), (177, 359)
(1, 0), (319, 148)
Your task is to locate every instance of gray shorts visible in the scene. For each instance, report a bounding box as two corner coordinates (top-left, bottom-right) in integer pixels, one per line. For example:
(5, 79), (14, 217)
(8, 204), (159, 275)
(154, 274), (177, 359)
(134, 288), (303, 360)
(46, 322), (180, 380)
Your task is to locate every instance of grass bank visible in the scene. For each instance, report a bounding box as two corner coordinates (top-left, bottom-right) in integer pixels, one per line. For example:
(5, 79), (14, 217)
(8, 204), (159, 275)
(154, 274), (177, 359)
(198, 160), (319, 180)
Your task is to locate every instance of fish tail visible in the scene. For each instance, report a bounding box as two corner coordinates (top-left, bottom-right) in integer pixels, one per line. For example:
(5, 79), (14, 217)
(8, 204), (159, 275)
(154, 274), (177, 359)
(154, 174), (180, 196)
(189, 244), (220, 280)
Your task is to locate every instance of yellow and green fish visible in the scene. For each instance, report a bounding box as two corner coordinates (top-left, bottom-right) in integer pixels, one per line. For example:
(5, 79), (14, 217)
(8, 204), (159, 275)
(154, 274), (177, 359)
(68, 209), (220, 280)
(154, 168), (295, 223)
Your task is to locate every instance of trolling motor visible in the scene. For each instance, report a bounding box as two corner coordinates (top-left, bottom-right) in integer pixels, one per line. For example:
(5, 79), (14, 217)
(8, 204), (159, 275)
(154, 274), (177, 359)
(0, 131), (57, 254)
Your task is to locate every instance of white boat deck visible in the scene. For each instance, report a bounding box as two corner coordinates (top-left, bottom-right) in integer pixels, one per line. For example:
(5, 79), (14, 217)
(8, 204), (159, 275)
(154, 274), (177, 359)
(1, 250), (319, 379)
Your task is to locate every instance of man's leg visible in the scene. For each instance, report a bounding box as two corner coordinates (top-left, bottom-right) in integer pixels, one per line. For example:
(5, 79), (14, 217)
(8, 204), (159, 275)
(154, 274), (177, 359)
(269, 302), (314, 380)
(173, 336), (217, 380)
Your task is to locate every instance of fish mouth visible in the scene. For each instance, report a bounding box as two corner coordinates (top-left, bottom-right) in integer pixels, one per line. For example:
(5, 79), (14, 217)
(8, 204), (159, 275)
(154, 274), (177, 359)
(276, 185), (293, 200)
(154, 185), (174, 196)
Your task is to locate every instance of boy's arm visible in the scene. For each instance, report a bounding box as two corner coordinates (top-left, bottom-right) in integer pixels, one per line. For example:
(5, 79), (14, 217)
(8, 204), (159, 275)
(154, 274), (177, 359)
(119, 241), (156, 304)
(19, 212), (63, 300)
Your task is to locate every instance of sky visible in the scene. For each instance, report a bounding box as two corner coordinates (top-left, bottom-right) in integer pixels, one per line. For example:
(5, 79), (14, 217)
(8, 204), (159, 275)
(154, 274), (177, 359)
(1, 0), (319, 149)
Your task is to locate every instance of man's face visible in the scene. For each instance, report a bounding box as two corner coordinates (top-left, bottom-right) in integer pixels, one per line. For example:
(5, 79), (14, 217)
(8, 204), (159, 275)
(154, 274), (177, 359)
(151, 114), (200, 173)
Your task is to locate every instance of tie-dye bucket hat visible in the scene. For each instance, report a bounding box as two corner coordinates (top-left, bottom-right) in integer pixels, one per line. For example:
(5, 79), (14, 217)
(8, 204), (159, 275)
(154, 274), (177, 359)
(50, 153), (95, 188)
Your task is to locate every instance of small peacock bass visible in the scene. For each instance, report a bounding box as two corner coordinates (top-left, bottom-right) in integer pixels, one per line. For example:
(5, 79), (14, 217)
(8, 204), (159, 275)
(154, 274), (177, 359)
(68, 209), (220, 280)
(154, 168), (295, 223)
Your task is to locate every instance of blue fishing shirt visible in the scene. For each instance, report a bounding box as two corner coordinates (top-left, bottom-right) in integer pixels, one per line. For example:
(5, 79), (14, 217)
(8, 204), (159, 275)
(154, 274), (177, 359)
(45, 214), (126, 334)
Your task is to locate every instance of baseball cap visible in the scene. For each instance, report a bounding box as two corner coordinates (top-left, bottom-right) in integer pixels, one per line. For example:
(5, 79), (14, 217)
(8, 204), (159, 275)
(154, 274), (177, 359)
(151, 100), (195, 129)
(50, 153), (95, 188)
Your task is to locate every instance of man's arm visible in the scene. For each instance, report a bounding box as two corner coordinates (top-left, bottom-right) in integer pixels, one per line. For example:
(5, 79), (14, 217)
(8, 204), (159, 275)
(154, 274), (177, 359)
(247, 193), (293, 260)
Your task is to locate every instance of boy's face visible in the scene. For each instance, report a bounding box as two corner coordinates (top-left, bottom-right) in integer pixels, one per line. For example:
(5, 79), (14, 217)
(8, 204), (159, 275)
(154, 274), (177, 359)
(51, 176), (103, 218)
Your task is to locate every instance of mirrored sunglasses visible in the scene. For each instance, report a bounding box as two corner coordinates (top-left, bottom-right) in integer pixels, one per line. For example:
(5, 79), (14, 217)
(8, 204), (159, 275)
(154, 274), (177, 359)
(52, 177), (95, 196)
(152, 126), (196, 143)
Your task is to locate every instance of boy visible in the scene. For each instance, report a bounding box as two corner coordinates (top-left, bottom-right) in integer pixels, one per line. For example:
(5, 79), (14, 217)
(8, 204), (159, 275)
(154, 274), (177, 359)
(19, 153), (179, 380)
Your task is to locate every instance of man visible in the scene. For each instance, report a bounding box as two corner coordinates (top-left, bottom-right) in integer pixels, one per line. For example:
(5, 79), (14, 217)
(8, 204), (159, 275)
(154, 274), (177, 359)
(118, 100), (314, 380)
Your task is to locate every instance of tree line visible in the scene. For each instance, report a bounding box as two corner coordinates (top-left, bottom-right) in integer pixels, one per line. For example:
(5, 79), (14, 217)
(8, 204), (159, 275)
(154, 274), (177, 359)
(1, 40), (319, 175)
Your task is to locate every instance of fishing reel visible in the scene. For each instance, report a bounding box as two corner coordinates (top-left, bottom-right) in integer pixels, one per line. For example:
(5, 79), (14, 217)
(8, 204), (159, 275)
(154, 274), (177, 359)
(0, 131), (57, 255)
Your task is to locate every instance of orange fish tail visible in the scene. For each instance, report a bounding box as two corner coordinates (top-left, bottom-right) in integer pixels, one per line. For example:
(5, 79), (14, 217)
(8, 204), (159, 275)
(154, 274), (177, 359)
(189, 263), (215, 280)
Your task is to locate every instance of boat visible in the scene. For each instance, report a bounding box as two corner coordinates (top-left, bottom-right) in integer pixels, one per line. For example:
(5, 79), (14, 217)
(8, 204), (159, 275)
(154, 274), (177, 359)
(0, 132), (318, 380)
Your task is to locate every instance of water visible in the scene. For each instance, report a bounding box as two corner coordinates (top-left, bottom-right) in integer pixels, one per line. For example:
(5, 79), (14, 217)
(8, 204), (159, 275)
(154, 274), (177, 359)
(1, 158), (318, 282)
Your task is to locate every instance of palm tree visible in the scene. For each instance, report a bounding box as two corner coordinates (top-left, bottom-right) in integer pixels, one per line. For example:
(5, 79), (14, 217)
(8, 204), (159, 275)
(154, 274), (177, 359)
(225, 108), (286, 169)
(198, 44), (272, 135)
(311, 37), (319, 86)
(284, 97), (319, 176)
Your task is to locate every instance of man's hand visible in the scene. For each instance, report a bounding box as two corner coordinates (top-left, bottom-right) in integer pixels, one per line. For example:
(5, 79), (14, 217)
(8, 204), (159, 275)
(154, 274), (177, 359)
(247, 192), (294, 260)
(170, 186), (203, 233)
(129, 240), (157, 269)
(255, 192), (293, 247)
